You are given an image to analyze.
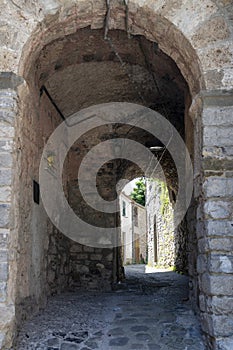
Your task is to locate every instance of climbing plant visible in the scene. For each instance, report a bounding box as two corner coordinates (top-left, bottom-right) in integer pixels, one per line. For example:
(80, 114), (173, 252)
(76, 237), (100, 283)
(160, 181), (170, 215)
(130, 177), (146, 206)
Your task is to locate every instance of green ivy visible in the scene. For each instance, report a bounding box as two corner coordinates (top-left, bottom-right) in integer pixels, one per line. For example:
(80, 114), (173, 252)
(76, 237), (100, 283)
(159, 181), (170, 216)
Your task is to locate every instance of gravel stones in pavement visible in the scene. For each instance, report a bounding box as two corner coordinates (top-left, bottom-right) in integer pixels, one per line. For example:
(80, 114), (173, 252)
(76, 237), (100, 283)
(13, 265), (206, 350)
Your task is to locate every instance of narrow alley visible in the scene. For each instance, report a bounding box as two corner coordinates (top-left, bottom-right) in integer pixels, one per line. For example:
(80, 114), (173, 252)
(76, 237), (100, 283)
(14, 265), (205, 350)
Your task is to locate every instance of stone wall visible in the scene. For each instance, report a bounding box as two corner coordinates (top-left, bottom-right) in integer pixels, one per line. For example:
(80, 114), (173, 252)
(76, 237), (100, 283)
(0, 78), (19, 349)
(197, 93), (233, 349)
(147, 179), (176, 269)
(0, 0), (232, 348)
(11, 81), (74, 324)
(69, 242), (113, 291)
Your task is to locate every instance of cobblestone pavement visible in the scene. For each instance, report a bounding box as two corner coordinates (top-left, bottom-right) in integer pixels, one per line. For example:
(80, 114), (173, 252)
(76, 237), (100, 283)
(13, 265), (206, 350)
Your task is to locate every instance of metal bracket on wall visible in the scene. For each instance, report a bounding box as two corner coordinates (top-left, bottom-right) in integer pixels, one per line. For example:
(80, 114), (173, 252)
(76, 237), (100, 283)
(40, 85), (66, 121)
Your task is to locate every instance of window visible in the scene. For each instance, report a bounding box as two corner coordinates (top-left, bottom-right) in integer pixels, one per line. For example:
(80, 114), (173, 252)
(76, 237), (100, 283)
(33, 180), (40, 205)
(122, 201), (126, 216)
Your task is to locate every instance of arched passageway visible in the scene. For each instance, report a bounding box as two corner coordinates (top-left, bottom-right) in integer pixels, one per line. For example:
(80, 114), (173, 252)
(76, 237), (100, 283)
(14, 24), (200, 347)
(0, 1), (232, 349)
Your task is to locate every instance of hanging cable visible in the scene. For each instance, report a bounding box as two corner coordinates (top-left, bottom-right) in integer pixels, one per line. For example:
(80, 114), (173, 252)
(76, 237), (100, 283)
(103, 0), (174, 183)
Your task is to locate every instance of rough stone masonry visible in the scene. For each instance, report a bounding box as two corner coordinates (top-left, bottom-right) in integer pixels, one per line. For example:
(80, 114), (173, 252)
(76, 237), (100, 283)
(0, 1), (232, 349)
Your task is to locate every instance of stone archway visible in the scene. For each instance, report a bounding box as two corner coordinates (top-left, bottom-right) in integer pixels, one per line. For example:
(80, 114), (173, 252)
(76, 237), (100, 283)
(0, 1), (232, 349)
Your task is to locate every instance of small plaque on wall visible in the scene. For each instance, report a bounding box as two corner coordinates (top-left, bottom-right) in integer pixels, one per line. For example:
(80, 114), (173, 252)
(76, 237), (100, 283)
(33, 180), (40, 205)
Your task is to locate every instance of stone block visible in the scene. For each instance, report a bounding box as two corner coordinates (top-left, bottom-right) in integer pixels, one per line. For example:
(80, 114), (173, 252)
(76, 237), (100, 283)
(222, 68), (233, 90)
(0, 74), (23, 90)
(197, 254), (207, 273)
(203, 126), (233, 147)
(75, 254), (88, 260)
(198, 238), (208, 254)
(0, 124), (14, 138)
(0, 231), (8, 249)
(203, 146), (233, 158)
(0, 262), (8, 280)
(104, 252), (113, 262)
(0, 282), (7, 302)
(204, 201), (232, 219)
(0, 154), (12, 168)
(199, 294), (207, 312)
(0, 169), (12, 186)
(0, 250), (8, 262)
(191, 16), (230, 48)
(90, 254), (102, 261)
(200, 312), (214, 336)
(0, 205), (10, 228)
(0, 97), (16, 111)
(208, 239), (233, 252)
(0, 187), (11, 202)
(216, 336), (233, 350)
(205, 220), (233, 237)
(70, 244), (83, 253)
(208, 296), (233, 315)
(208, 254), (233, 273)
(0, 141), (13, 152)
(203, 178), (233, 198)
(203, 107), (233, 127)
(198, 43), (233, 71)
(200, 313), (233, 337)
(40, 0), (60, 16)
(75, 265), (89, 274)
(83, 245), (94, 253)
(212, 315), (233, 337)
(204, 69), (225, 91)
(0, 333), (5, 350)
(203, 157), (233, 171)
(200, 273), (233, 296)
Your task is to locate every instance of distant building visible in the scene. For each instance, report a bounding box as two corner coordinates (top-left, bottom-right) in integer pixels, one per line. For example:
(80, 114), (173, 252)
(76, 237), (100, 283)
(120, 191), (147, 265)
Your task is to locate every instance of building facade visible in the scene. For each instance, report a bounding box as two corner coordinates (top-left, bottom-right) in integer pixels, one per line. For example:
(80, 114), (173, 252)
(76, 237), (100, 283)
(120, 192), (147, 265)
